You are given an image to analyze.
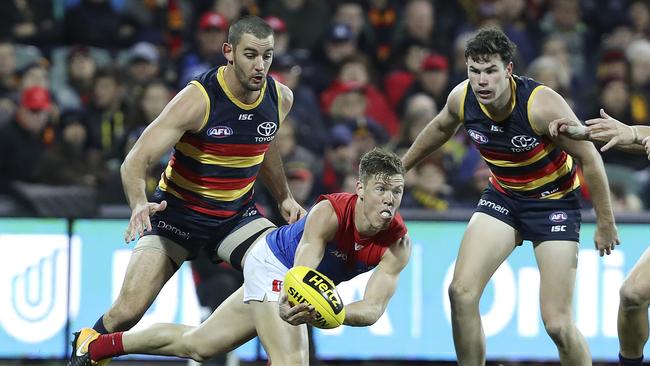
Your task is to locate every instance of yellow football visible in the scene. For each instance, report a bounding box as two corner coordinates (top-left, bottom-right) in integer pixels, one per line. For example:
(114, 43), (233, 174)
(284, 266), (346, 329)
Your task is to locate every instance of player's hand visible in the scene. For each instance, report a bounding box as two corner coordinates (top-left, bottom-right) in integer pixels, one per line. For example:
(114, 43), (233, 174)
(594, 223), (620, 257)
(643, 136), (650, 160)
(278, 292), (316, 326)
(549, 118), (588, 139)
(124, 200), (168, 243)
(586, 109), (635, 151)
(278, 197), (307, 224)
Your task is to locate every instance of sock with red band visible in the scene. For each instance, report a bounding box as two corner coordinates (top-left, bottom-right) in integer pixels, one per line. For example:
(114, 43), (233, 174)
(89, 332), (125, 361)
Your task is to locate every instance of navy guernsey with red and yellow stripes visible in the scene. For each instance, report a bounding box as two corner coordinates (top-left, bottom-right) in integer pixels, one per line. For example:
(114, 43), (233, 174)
(157, 66), (282, 217)
(461, 75), (580, 199)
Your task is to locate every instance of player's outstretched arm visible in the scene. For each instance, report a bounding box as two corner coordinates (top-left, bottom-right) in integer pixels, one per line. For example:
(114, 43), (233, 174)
(343, 235), (411, 327)
(585, 108), (650, 153)
(401, 82), (466, 172)
(531, 87), (620, 256)
(121, 84), (207, 243)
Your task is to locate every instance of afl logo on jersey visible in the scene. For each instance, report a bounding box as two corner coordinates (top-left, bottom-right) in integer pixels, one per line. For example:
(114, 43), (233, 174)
(549, 211), (568, 222)
(468, 129), (488, 144)
(257, 121), (277, 137)
(207, 126), (233, 138)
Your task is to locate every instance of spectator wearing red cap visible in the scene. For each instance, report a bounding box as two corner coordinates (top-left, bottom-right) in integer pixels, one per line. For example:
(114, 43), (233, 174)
(398, 53), (451, 116)
(178, 11), (229, 87)
(0, 86), (54, 193)
(264, 16), (290, 56)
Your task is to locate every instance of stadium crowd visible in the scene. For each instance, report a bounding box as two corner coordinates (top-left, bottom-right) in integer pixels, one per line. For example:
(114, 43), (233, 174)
(1, 0), (649, 218)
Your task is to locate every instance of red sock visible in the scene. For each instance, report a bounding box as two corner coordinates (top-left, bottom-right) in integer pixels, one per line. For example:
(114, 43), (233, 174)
(88, 332), (125, 361)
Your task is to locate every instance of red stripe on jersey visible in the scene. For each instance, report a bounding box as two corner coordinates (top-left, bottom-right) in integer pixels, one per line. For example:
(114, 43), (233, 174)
(169, 157), (257, 189)
(180, 134), (269, 157)
(479, 142), (546, 162)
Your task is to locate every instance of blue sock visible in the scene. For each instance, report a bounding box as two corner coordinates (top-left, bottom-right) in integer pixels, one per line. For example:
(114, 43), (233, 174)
(619, 353), (643, 366)
(92, 315), (109, 334)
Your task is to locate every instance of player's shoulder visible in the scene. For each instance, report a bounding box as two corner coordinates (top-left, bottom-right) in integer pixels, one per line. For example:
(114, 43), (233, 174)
(446, 80), (470, 112)
(273, 78), (293, 102)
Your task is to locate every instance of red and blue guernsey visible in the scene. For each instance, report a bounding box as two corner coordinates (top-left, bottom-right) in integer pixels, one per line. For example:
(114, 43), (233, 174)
(266, 193), (407, 285)
(461, 75), (580, 199)
(157, 66), (282, 217)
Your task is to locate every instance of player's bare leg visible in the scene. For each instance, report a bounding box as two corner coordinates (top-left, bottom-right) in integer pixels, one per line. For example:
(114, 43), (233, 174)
(102, 244), (180, 331)
(121, 287), (256, 361)
(618, 247), (650, 359)
(250, 298), (309, 366)
(448, 213), (519, 366)
(535, 240), (590, 365)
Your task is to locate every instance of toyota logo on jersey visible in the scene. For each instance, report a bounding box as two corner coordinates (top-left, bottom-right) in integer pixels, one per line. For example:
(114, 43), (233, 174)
(257, 122), (277, 137)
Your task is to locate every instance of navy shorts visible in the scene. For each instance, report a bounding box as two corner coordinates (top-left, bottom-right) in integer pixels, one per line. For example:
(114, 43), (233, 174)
(475, 184), (581, 243)
(144, 190), (267, 265)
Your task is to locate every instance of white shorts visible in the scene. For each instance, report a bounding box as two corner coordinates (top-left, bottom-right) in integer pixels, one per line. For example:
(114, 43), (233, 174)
(242, 233), (289, 303)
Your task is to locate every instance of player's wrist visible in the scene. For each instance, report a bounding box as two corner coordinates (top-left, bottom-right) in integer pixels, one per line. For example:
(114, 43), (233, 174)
(631, 126), (640, 144)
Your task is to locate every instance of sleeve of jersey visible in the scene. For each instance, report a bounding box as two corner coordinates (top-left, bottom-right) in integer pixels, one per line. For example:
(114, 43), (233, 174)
(316, 193), (346, 229)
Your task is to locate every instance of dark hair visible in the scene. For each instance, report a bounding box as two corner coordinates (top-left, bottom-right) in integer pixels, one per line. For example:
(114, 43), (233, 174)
(359, 148), (405, 184)
(228, 16), (273, 49)
(465, 28), (516, 65)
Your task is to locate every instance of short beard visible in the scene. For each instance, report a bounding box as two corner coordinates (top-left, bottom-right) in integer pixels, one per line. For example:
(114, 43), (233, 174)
(233, 56), (263, 92)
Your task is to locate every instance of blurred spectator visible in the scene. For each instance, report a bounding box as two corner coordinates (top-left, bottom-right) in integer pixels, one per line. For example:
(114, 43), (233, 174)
(401, 157), (452, 211)
(320, 54), (400, 136)
(366, 0), (400, 69)
(392, 0), (450, 58)
(320, 124), (356, 193)
(275, 116), (322, 178)
(63, 0), (130, 49)
(271, 52), (327, 153)
(303, 22), (359, 93)
(610, 182), (643, 213)
(626, 40), (650, 125)
(383, 40), (430, 108)
(333, 1), (379, 66)
(55, 46), (98, 110)
(399, 53), (450, 114)
(0, 87), (55, 193)
(285, 163), (317, 207)
(120, 0), (193, 58)
(628, 0), (650, 39)
(392, 93), (437, 149)
(0, 40), (19, 127)
(265, 0), (331, 50)
(0, 1), (61, 53)
(178, 11), (228, 87)
(86, 68), (128, 170)
(526, 55), (572, 103)
(264, 16), (290, 56)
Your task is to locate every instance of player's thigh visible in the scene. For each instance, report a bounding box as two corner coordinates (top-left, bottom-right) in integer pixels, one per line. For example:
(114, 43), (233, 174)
(622, 247), (650, 302)
(115, 235), (188, 306)
(184, 287), (256, 358)
(249, 299), (309, 364)
(533, 240), (579, 315)
(453, 212), (520, 289)
(215, 215), (276, 270)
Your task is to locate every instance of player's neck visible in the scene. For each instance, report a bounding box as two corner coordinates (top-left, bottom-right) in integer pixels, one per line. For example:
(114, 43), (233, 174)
(481, 78), (513, 118)
(223, 66), (261, 104)
(354, 200), (385, 237)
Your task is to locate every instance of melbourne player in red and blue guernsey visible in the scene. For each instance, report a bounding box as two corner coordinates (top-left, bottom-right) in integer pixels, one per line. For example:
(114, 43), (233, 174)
(68, 16), (307, 366)
(67, 148), (410, 366)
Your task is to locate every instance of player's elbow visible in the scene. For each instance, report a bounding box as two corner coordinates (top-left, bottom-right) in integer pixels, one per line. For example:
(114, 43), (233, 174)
(362, 303), (385, 326)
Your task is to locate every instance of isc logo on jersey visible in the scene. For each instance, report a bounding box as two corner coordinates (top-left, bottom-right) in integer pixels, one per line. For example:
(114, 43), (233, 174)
(207, 126), (233, 138)
(284, 266), (346, 329)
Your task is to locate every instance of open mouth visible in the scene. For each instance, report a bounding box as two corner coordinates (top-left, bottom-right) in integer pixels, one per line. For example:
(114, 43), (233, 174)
(379, 210), (392, 219)
(252, 75), (264, 83)
(477, 90), (491, 98)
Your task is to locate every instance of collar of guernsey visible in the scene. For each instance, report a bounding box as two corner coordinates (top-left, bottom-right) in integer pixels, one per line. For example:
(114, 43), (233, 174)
(157, 66), (284, 217)
(460, 75), (579, 199)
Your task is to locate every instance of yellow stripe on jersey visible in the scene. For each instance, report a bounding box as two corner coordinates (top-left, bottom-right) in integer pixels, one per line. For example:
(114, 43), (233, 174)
(541, 178), (581, 199)
(175, 142), (265, 167)
(481, 143), (555, 167)
(526, 85), (546, 135)
(217, 66), (266, 110)
(164, 165), (255, 201)
(158, 177), (186, 200)
(459, 81), (469, 122)
(493, 155), (574, 190)
(189, 81), (211, 132)
(274, 79), (283, 124)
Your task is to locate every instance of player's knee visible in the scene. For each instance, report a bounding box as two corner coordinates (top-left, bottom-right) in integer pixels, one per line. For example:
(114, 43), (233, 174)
(104, 304), (145, 330)
(619, 281), (649, 309)
(448, 281), (480, 307)
(181, 333), (214, 362)
(542, 317), (572, 344)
